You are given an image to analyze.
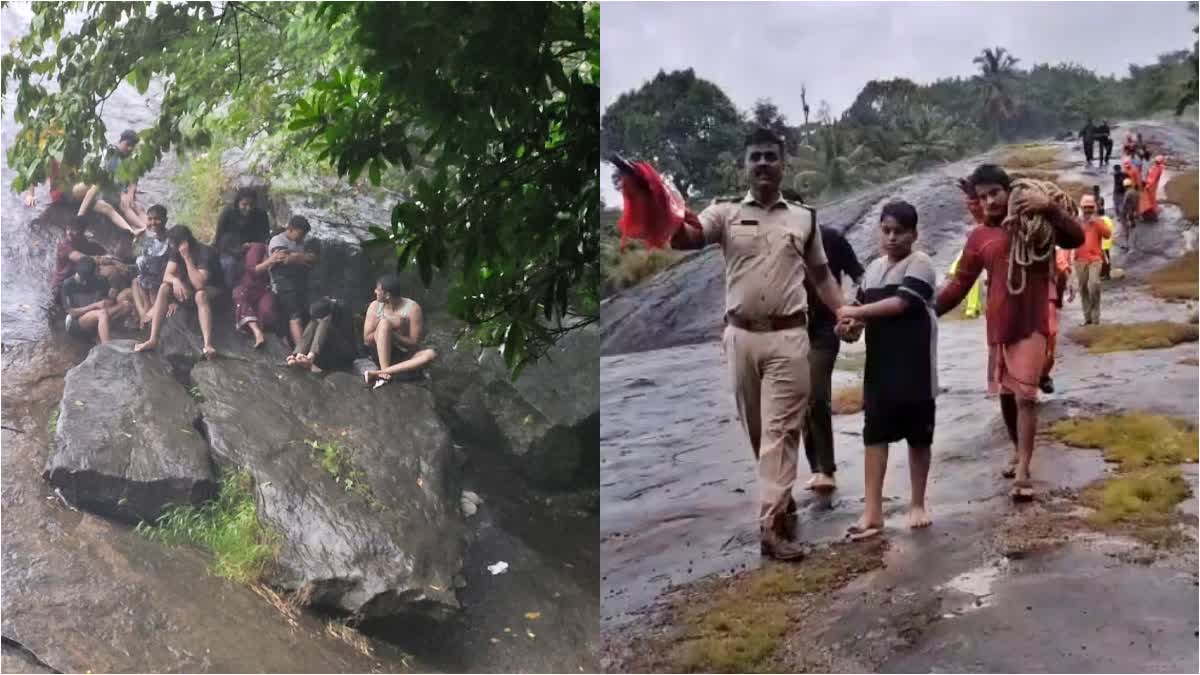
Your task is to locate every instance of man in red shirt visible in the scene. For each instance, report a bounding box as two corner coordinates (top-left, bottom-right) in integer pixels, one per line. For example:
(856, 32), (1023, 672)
(1073, 195), (1112, 325)
(936, 164), (1084, 500)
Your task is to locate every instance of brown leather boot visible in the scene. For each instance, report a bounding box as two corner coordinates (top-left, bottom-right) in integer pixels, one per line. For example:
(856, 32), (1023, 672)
(760, 528), (807, 561)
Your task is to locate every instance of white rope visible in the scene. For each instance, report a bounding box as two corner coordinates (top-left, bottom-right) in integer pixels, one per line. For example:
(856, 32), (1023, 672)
(1002, 178), (1079, 295)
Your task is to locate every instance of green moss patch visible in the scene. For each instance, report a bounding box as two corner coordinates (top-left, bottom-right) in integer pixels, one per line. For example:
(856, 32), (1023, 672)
(1001, 145), (1066, 170)
(1067, 321), (1198, 353)
(308, 439), (383, 511)
(1080, 466), (1192, 528)
(670, 540), (886, 672)
(1049, 412), (1199, 470)
(1146, 252), (1198, 301)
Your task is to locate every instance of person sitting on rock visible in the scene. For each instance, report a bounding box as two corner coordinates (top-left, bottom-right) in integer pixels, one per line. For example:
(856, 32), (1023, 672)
(131, 204), (174, 329)
(361, 273), (438, 389)
(268, 215), (319, 352)
(213, 188), (271, 287)
(76, 129), (147, 237)
(232, 241), (278, 350)
(60, 256), (130, 345)
(291, 296), (357, 373)
(134, 225), (224, 359)
(51, 217), (111, 301)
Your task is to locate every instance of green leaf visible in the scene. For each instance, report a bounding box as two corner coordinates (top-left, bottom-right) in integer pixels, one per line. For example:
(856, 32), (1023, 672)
(369, 157), (383, 186)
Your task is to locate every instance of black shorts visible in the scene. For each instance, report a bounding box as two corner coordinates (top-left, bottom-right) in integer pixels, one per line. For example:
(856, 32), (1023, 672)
(276, 288), (308, 321)
(862, 398), (936, 447)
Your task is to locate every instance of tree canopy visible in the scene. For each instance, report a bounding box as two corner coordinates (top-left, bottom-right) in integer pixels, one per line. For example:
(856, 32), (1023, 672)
(3, 0), (598, 378)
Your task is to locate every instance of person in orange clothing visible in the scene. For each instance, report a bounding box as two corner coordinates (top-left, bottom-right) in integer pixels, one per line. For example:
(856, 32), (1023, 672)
(1139, 155), (1166, 221)
(1040, 246), (1075, 394)
(1073, 195), (1111, 325)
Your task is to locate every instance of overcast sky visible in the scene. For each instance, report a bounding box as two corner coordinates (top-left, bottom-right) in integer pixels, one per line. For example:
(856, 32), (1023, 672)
(599, 0), (1197, 202)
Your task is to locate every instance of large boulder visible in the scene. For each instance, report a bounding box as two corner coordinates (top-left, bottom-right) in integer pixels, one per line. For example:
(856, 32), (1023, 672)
(43, 341), (216, 524)
(191, 358), (465, 620)
(428, 321), (600, 490)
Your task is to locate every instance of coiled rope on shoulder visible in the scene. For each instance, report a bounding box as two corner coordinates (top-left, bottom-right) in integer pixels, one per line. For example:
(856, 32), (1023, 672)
(1001, 178), (1080, 295)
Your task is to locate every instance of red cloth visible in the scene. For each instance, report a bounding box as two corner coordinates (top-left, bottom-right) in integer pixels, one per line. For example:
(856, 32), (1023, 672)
(232, 242), (278, 329)
(937, 224), (1054, 345)
(616, 161), (686, 250)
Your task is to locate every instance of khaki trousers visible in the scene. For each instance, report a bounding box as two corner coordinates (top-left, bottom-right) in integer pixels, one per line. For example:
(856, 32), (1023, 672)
(1075, 260), (1103, 324)
(723, 324), (811, 530)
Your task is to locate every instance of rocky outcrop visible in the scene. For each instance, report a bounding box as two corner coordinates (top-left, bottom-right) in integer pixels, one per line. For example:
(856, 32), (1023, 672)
(427, 321), (600, 490)
(43, 341), (216, 524)
(192, 358), (464, 620)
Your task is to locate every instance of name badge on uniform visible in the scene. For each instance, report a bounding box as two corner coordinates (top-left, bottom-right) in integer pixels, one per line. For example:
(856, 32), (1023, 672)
(731, 223), (758, 238)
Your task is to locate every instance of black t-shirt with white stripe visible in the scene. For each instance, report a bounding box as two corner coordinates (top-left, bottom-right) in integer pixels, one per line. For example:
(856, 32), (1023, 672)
(856, 250), (939, 404)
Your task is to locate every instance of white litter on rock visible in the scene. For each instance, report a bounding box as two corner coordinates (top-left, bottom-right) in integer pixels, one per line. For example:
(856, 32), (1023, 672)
(487, 561), (509, 575)
(461, 490), (483, 517)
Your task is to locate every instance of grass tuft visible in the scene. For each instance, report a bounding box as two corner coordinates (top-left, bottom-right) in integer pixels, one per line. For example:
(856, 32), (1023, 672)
(831, 385), (863, 415)
(1067, 321), (1198, 353)
(307, 439), (383, 511)
(172, 145), (232, 244)
(1001, 145), (1065, 170)
(1163, 170), (1198, 222)
(136, 468), (279, 584)
(1049, 412), (1199, 470)
(1146, 252), (1198, 301)
(1080, 466), (1191, 527)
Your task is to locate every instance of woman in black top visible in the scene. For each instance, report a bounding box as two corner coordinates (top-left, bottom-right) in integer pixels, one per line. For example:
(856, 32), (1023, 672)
(213, 188), (271, 287)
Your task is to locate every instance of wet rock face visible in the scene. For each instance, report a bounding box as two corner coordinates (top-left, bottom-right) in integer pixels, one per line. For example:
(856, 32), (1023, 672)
(427, 322), (600, 490)
(192, 358), (465, 620)
(43, 341), (216, 524)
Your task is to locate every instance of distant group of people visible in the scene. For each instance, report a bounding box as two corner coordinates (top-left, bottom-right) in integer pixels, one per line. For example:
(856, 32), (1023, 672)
(639, 127), (1090, 559)
(1079, 120), (1167, 248)
(36, 129), (438, 388)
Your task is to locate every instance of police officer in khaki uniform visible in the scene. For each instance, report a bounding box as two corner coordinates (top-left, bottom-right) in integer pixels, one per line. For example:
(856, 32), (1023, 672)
(671, 128), (847, 560)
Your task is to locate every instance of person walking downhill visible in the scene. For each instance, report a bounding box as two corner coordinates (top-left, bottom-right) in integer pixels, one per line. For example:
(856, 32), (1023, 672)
(1074, 195), (1111, 325)
(1095, 121), (1113, 166)
(669, 128), (849, 561)
(936, 164), (1084, 501)
(1079, 119), (1095, 167)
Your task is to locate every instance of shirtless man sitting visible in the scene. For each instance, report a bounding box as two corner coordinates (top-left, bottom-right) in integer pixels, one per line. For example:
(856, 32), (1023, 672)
(361, 273), (438, 389)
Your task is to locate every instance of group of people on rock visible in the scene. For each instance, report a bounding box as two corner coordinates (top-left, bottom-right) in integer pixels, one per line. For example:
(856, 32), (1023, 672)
(36, 130), (438, 388)
(626, 127), (1104, 559)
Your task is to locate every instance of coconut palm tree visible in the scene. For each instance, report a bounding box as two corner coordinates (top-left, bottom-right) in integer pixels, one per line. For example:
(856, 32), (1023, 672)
(894, 104), (966, 171)
(973, 46), (1021, 140)
(786, 123), (884, 198)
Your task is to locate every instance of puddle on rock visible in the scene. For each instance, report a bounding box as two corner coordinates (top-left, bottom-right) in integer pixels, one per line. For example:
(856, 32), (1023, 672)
(935, 559), (1009, 618)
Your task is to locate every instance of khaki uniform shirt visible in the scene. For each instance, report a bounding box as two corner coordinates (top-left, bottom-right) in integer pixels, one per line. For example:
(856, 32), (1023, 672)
(698, 191), (827, 320)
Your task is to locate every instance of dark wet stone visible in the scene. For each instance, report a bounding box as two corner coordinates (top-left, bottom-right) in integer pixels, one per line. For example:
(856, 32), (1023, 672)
(430, 322), (599, 490)
(192, 358), (465, 620)
(43, 341), (216, 524)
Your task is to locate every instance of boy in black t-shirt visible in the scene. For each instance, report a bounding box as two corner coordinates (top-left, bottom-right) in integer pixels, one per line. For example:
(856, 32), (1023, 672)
(835, 200), (938, 540)
(134, 225), (224, 359)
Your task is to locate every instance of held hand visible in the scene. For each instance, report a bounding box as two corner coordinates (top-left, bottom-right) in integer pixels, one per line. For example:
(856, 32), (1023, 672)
(24, 191), (37, 208)
(836, 304), (859, 321)
(166, 302), (179, 319)
(172, 282), (187, 303)
(177, 240), (192, 260)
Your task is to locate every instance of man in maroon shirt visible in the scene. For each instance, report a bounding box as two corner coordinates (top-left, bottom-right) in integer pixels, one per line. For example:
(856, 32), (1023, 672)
(936, 164), (1084, 501)
(51, 218), (110, 300)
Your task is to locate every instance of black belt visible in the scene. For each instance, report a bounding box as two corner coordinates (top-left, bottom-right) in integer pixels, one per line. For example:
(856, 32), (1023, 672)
(726, 312), (807, 332)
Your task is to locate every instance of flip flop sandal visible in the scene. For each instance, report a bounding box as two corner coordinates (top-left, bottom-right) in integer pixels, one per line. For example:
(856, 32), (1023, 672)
(1001, 463), (1018, 479)
(363, 371), (374, 386)
(1010, 480), (1036, 502)
(846, 524), (883, 542)
(372, 378), (389, 390)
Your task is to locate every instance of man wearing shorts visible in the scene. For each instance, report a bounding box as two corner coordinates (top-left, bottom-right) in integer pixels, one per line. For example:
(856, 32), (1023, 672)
(61, 256), (129, 345)
(132, 204), (173, 328)
(134, 225), (224, 359)
(936, 164), (1084, 500)
(269, 215), (320, 350)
